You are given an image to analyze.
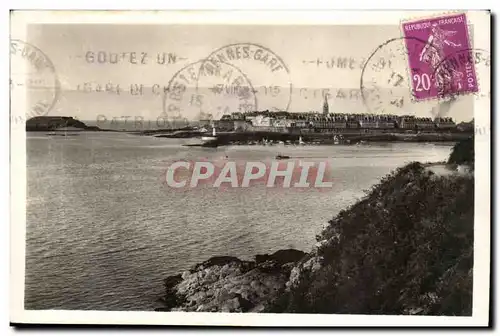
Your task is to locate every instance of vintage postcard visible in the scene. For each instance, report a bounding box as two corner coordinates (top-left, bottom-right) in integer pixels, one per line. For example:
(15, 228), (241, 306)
(10, 10), (491, 327)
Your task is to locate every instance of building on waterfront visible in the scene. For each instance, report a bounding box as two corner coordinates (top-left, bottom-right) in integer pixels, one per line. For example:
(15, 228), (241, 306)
(434, 117), (456, 129)
(213, 110), (457, 133)
(396, 115), (454, 131)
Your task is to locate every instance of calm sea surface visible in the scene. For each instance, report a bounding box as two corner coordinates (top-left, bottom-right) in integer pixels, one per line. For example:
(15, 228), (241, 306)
(25, 132), (453, 310)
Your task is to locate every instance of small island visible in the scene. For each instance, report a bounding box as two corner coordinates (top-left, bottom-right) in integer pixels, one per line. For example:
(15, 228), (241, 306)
(26, 116), (101, 132)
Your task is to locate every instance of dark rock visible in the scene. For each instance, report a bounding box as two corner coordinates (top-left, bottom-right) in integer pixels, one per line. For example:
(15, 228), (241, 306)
(164, 274), (182, 289)
(159, 250), (302, 312)
(159, 274), (186, 311)
(234, 293), (254, 312)
(196, 256), (243, 269)
(255, 249), (307, 266)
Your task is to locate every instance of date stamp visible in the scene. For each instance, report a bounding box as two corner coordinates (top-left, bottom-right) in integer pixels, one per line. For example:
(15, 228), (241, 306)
(162, 43), (291, 125)
(201, 43), (292, 112)
(360, 36), (435, 115)
(402, 13), (478, 100)
(10, 39), (60, 119)
(162, 59), (258, 124)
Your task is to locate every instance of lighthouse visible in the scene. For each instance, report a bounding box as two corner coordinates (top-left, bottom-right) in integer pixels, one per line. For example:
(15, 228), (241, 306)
(323, 95), (329, 115)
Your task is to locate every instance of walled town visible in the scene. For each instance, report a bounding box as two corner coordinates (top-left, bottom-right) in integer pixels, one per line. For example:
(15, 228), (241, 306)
(210, 111), (456, 134)
(206, 96), (457, 135)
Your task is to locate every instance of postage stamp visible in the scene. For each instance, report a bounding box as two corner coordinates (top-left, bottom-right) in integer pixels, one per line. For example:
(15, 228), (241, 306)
(402, 13), (478, 100)
(10, 39), (60, 119)
(360, 34), (489, 118)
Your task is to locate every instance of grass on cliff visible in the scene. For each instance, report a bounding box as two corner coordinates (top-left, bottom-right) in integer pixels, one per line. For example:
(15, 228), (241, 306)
(275, 139), (474, 315)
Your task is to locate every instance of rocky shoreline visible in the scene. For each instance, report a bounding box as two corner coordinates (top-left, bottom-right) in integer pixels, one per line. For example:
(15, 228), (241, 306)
(152, 130), (473, 147)
(156, 137), (475, 314)
(155, 250), (306, 312)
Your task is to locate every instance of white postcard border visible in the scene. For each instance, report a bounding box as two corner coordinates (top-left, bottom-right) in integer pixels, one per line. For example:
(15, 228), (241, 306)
(9, 10), (491, 327)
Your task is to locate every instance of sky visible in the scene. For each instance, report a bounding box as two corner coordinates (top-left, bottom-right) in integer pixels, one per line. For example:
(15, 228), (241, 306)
(22, 23), (481, 122)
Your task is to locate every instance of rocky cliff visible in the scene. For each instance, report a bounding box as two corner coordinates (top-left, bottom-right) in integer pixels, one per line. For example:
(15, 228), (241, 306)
(156, 250), (306, 312)
(271, 162), (473, 315)
(157, 140), (475, 315)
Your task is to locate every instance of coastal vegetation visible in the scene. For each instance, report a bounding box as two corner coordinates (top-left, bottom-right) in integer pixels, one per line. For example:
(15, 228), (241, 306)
(447, 136), (474, 169)
(271, 161), (473, 315)
(158, 139), (475, 315)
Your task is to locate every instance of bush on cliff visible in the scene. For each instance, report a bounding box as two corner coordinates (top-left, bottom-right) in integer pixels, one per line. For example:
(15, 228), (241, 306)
(448, 136), (474, 169)
(275, 162), (474, 315)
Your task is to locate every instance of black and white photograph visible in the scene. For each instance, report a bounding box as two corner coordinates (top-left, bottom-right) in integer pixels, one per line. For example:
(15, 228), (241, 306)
(9, 10), (491, 327)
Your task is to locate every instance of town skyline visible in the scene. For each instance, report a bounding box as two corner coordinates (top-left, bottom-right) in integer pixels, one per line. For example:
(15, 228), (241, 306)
(27, 24), (477, 122)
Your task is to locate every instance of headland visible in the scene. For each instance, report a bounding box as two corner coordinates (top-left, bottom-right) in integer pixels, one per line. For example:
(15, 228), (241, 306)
(155, 137), (474, 314)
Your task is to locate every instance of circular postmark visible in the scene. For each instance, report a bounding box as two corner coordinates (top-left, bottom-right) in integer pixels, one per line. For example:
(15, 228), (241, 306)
(199, 43), (292, 112)
(10, 39), (60, 119)
(360, 36), (443, 115)
(431, 48), (490, 104)
(162, 59), (258, 126)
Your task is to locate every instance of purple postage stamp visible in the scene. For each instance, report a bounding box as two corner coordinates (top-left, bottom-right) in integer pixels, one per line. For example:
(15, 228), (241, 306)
(402, 13), (478, 100)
